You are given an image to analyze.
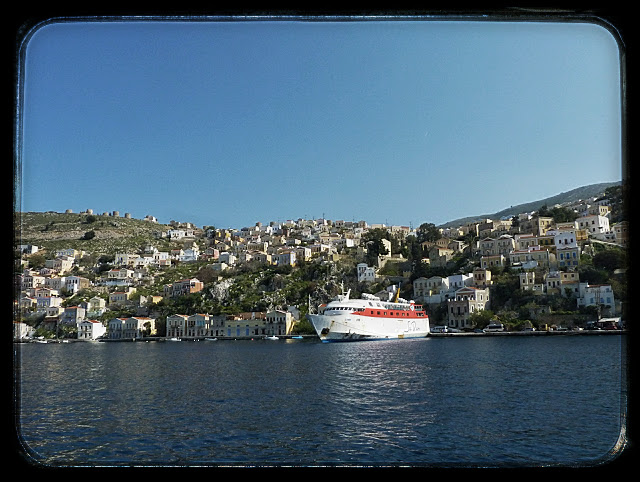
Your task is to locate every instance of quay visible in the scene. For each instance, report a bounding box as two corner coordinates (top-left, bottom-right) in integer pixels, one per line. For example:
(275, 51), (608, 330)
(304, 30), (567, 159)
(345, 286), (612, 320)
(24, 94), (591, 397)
(427, 329), (626, 337)
(18, 331), (626, 343)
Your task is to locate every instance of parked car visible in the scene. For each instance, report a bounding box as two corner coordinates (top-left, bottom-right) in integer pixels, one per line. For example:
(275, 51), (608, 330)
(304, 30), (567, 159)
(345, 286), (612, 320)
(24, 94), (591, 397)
(483, 323), (504, 333)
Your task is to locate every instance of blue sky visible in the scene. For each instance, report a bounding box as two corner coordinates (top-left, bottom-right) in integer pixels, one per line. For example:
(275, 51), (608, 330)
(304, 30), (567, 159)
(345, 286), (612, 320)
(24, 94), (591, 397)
(17, 18), (623, 229)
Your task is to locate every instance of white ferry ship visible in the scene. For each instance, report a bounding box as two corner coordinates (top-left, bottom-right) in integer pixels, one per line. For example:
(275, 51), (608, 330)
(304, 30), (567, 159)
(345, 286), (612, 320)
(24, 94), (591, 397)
(307, 287), (430, 342)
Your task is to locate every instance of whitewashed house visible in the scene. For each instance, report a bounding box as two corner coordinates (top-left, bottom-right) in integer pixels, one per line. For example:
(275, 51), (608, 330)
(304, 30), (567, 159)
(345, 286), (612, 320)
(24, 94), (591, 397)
(577, 283), (616, 315)
(577, 215), (610, 236)
(179, 246), (200, 263)
(153, 251), (171, 266)
(447, 273), (474, 291)
(18, 244), (39, 255)
(104, 268), (135, 286)
(64, 275), (91, 294)
(413, 276), (450, 304)
(21, 272), (46, 290)
(357, 263), (376, 283)
(14, 321), (35, 340)
(218, 252), (236, 265)
(77, 319), (106, 340)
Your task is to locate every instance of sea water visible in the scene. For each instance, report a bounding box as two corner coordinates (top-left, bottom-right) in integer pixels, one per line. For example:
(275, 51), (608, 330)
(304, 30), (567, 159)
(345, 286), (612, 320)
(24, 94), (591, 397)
(14, 334), (627, 467)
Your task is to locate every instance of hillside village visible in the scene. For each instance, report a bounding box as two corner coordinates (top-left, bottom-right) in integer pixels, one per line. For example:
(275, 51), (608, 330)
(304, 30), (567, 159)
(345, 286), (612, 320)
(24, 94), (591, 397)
(14, 184), (627, 340)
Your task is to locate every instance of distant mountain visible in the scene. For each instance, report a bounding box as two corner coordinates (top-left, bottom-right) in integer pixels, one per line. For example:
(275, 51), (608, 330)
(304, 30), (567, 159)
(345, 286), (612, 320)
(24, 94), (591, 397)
(439, 182), (621, 228)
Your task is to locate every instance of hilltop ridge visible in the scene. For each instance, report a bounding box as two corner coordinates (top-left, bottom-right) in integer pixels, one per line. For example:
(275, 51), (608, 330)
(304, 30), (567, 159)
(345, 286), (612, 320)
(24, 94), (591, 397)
(439, 182), (620, 228)
(16, 182), (621, 247)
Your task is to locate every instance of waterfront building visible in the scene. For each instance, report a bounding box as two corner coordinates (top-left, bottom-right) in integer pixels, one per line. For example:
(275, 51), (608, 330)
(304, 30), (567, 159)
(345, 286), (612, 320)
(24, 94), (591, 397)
(577, 283), (616, 316)
(447, 286), (490, 329)
(77, 319), (106, 340)
(224, 312), (267, 338)
(107, 316), (156, 339)
(166, 314), (189, 338)
(265, 310), (294, 336)
(14, 321), (34, 340)
(107, 318), (126, 339)
(187, 313), (211, 337)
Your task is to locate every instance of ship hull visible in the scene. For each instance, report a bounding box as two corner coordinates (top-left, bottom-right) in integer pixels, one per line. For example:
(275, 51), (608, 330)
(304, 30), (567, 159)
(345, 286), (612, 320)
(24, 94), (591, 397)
(307, 313), (430, 342)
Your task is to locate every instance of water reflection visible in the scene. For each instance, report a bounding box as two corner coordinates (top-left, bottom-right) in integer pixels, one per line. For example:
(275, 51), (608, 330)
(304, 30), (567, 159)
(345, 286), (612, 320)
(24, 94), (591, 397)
(16, 336), (625, 466)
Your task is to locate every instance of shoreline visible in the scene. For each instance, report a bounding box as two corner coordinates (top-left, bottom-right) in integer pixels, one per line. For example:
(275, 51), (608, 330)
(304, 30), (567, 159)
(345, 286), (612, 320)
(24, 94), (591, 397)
(15, 330), (627, 343)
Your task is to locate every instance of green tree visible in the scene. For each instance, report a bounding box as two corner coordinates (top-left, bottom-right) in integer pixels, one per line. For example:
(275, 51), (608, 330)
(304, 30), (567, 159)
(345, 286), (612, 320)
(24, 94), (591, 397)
(593, 248), (626, 273)
(468, 309), (495, 328)
(416, 222), (440, 243)
(362, 228), (389, 265)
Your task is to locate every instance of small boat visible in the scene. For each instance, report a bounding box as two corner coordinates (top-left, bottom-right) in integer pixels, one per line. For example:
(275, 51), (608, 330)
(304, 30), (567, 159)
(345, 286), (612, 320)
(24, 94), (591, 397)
(265, 336), (279, 340)
(168, 337), (181, 342)
(291, 335), (303, 339)
(205, 337), (218, 341)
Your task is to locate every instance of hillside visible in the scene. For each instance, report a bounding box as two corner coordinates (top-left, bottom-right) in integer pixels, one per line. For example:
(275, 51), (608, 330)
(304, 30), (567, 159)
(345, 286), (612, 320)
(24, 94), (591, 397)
(14, 211), (179, 256)
(439, 182), (621, 228)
